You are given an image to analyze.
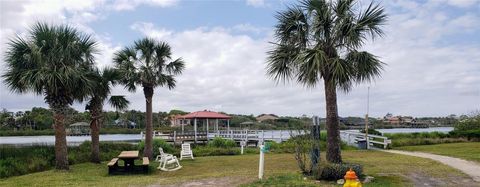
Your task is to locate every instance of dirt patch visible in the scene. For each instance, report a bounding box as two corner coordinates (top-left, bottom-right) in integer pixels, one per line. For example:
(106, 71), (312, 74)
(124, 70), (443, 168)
(148, 176), (254, 187)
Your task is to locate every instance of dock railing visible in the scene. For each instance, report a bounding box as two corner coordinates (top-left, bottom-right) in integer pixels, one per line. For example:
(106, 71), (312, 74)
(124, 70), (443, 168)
(340, 131), (391, 149)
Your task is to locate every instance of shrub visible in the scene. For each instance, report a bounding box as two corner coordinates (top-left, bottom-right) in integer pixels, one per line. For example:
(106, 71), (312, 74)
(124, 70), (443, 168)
(449, 130), (480, 140)
(454, 117), (480, 131)
(360, 128), (382, 136)
(0, 141), (137, 178)
(207, 137), (236, 148)
(316, 162), (363, 181)
(138, 139), (175, 156)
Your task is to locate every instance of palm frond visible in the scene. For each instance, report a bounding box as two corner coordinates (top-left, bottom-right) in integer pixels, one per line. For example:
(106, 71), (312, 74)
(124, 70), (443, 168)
(108, 96), (129, 111)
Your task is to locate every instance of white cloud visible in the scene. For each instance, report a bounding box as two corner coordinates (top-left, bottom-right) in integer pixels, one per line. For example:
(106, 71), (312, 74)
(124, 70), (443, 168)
(445, 0), (479, 8)
(110, 0), (179, 11)
(130, 22), (173, 40)
(246, 0), (266, 8)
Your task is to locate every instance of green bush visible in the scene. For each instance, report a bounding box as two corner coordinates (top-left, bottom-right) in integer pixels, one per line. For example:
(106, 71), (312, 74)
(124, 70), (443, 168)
(0, 141), (137, 178)
(316, 162), (363, 181)
(390, 138), (467, 147)
(207, 137), (237, 148)
(360, 129), (382, 136)
(138, 139), (175, 156)
(454, 117), (480, 131)
(449, 130), (480, 140)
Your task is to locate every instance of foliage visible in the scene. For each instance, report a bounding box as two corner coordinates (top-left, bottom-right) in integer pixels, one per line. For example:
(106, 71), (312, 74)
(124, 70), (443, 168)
(454, 116), (480, 131)
(316, 162), (363, 181)
(390, 138), (467, 147)
(207, 137), (237, 148)
(138, 139), (175, 156)
(449, 130), (480, 140)
(0, 142), (136, 178)
(360, 128), (382, 136)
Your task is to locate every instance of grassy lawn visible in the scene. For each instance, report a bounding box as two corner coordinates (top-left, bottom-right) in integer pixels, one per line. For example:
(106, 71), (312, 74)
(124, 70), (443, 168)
(396, 142), (480, 163)
(0, 151), (470, 187)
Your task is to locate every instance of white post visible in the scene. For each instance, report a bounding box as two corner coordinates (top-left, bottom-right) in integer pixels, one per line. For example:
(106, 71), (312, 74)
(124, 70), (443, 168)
(227, 119), (230, 133)
(241, 141), (245, 155)
(206, 119), (209, 141)
(194, 118), (197, 143)
(182, 123), (184, 134)
(216, 119), (219, 131)
(280, 130), (283, 142)
(258, 144), (265, 179)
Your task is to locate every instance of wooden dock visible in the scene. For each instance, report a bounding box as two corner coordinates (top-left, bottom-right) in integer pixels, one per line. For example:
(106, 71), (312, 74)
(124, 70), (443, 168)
(143, 130), (302, 145)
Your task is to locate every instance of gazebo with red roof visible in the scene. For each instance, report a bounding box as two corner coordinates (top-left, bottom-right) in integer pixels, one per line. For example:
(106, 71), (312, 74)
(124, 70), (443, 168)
(180, 110), (232, 143)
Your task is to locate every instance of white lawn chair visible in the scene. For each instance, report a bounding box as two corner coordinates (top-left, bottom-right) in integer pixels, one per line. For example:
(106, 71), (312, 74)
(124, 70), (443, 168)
(157, 154), (182, 171)
(155, 147), (173, 163)
(180, 143), (194, 160)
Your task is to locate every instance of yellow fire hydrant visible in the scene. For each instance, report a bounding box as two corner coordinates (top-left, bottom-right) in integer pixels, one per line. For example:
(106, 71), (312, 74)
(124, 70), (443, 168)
(343, 168), (362, 187)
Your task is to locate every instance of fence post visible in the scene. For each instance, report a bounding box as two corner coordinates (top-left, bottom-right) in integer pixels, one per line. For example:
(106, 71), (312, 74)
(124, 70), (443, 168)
(174, 131), (176, 142)
(280, 130), (283, 142)
(384, 138), (387, 149)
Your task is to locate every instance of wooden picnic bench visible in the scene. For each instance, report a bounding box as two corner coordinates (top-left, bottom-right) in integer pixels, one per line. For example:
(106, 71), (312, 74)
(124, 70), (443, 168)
(107, 158), (119, 174)
(107, 151), (150, 175)
(142, 157), (149, 173)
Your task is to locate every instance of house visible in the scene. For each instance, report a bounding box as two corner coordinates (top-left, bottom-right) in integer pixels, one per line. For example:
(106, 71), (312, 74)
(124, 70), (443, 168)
(256, 114), (279, 122)
(169, 114), (190, 127)
(114, 119), (137, 128)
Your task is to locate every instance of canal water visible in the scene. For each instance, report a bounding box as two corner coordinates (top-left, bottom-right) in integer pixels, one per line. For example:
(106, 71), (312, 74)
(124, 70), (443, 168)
(0, 127), (454, 146)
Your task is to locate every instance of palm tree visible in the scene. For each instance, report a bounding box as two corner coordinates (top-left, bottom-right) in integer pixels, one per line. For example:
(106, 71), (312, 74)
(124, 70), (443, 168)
(85, 68), (129, 163)
(113, 38), (185, 159)
(267, 0), (387, 163)
(3, 22), (97, 169)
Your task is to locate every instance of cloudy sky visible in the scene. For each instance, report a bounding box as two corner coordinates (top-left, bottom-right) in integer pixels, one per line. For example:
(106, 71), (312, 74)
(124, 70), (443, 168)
(0, 0), (479, 118)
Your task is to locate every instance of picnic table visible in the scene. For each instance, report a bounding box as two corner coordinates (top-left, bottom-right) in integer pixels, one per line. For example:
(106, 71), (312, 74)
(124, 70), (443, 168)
(108, 151), (149, 175)
(118, 151), (139, 171)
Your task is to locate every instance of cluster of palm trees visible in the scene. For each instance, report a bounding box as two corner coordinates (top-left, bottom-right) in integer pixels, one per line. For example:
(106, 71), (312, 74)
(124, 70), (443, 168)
(3, 23), (185, 170)
(3, 0), (385, 171)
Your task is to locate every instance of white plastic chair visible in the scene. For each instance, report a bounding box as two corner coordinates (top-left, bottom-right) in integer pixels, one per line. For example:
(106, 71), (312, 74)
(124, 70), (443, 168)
(155, 147), (173, 163)
(157, 154), (182, 171)
(180, 143), (194, 160)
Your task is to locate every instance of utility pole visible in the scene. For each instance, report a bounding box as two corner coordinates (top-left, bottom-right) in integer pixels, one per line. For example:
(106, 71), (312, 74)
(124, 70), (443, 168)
(365, 87), (370, 150)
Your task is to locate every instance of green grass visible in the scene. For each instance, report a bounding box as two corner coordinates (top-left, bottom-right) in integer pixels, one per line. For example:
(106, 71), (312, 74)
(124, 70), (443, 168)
(0, 150), (469, 187)
(397, 142), (480, 162)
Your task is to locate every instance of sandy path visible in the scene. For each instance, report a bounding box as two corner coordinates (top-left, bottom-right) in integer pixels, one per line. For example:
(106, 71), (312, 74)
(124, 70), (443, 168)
(384, 150), (480, 182)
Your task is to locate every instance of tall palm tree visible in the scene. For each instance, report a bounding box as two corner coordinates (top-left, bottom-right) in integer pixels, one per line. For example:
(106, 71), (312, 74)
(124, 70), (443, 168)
(85, 68), (129, 163)
(267, 0), (387, 163)
(3, 22), (97, 169)
(113, 38), (185, 159)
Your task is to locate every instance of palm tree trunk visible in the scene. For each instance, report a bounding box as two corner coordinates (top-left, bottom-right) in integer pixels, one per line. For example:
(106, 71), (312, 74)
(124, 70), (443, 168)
(90, 109), (101, 163)
(52, 107), (69, 170)
(143, 86), (154, 159)
(324, 80), (342, 163)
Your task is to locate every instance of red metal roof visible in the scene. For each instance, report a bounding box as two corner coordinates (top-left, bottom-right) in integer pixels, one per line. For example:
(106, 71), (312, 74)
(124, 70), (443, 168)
(181, 110), (231, 119)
